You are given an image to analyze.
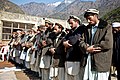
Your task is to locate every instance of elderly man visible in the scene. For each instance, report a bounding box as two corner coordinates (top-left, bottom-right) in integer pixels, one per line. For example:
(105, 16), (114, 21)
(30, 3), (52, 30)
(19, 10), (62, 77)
(48, 23), (66, 80)
(83, 9), (113, 80)
(39, 20), (54, 80)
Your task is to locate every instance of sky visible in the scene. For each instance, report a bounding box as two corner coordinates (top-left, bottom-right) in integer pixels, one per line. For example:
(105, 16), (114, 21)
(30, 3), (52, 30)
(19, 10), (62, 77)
(9, 0), (96, 5)
(9, 0), (63, 5)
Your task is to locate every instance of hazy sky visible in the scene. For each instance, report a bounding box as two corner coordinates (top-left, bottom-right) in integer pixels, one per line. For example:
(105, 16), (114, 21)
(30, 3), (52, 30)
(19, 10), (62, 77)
(9, 0), (63, 5)
(9, 0), (96, 5)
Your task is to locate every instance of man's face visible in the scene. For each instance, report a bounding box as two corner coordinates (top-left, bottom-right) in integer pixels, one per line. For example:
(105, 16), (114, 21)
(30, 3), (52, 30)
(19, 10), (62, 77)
(69, 19), (78, 29)
(17, 31), (22, 37)
(53, 25), (61, 34)
(21, 31), (25, 35)
(49, 24), (53, 29)
(86, 15), (98, 26)
(45, 23), (49, 27)
(41, 27), (46, 32)
(12, 32), (17, 37)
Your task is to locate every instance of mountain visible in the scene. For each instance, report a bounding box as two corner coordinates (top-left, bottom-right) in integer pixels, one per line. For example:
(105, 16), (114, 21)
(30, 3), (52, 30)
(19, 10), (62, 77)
(54, 0), (75, 13)
(49, 0), (120, 20)
(47, 1), (61, 7)
(50, 0), (98, 20)
(102, 7), (120, 24)
(20, 1), (63, 17)
(20, 2), (48, 16)
(20, 0), (120, 20)
(20, 0), (75, 18)
(98, 0), (120, 17)
(0, 0), (24, 14)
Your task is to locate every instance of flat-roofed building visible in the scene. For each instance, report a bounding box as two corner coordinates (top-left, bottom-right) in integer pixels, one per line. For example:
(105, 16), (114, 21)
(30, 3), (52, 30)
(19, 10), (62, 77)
(0, 11), (68, 45)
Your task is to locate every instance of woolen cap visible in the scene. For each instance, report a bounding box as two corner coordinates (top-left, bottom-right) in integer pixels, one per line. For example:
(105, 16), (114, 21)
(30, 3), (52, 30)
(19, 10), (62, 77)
(45, 20), (53, 25)
(85, 9), (99, 14)
(69, 15), (81, 22)
(68, 15), (81, 25)
(112, 22), (120, 27)
(55, 23), (64, 30)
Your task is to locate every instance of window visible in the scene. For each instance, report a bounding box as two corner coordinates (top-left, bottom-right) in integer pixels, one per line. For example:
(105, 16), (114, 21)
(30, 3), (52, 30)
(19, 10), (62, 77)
(2, 28), (11, 33)
(26, 24), (34, 29)
(2, 21), (35, 40)
(13, 22), (18, 28)
(3, 21), (12, 28)
(19, 23), (25, 29)
(2, 34), (11, 40)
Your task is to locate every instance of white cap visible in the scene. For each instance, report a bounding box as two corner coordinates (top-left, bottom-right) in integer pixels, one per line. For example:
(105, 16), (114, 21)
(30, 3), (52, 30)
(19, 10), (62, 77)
(69, 15), (81, 23)
(112, 22), (120, 28)
(32, 26), (37, 32)
(85, 9), (99, 14)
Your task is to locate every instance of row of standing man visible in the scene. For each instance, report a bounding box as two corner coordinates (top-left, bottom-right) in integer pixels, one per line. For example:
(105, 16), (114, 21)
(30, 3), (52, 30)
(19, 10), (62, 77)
(7, 8), (120, 80)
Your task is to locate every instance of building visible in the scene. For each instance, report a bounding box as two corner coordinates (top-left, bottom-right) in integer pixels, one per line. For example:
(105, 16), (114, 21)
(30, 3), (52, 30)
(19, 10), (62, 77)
(0, 11), (68, 44)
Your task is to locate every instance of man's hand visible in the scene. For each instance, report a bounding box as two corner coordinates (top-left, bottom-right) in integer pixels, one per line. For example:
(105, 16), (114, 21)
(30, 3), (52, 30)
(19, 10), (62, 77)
(63, 40), (72, 48)
(49, 48), (56, 55)
(21, 43), (26, 47)
(42, 40), (47, 47)
(31, 46), (35, 51)
(87, 45), (101, 53)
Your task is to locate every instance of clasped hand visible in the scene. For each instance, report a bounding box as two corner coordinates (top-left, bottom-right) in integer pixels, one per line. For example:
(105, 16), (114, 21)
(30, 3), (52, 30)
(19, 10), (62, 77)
(86, 45), (101, 53)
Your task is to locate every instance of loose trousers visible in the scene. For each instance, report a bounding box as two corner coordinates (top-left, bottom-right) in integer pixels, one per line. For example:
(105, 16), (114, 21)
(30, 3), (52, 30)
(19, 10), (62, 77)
(83, 54), (109, 80)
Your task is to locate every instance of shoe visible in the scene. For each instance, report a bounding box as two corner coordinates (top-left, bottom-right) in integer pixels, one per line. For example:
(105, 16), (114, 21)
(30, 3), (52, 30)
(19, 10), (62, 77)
(111, 74), (117, 77)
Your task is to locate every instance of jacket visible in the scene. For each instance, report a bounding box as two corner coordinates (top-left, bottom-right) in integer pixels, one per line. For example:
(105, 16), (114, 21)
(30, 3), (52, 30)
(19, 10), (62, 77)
(86, 19), (113, 72)
(64, 24), (86, 62)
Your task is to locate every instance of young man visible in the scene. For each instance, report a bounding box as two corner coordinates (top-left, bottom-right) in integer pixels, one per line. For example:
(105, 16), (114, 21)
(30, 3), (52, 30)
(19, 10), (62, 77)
(83, 9), (113, 80)
(63, 15), (86, 80)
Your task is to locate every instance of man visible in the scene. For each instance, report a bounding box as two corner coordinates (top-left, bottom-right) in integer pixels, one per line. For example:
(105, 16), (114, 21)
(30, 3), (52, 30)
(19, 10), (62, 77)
(63, 15), (86, 80)
(33, 25), (47, 78)
(44, 20), (54, 36)
(112, 22), (120, 80)
(48, 23), (66, 80)
(83, 9), (113, 80)
(8, 29), (18, 63)
(19, 29), (29, 69)
(13, 29), (26, 68)
(39, 20), (54, 80)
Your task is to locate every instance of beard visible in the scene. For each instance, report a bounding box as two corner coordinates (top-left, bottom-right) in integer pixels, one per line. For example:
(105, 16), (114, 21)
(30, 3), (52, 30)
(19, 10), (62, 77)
(49, 32), (61, 40)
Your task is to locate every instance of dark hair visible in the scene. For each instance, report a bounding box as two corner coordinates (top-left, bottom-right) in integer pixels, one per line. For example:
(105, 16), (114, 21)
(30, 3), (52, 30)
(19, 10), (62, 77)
(84, 12), (98, 18)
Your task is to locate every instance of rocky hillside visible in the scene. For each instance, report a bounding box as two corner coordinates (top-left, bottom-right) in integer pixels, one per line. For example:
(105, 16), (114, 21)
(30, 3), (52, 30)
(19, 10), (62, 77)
(98, 0), (120, 17)
(20, 0), (75, 18)
(50, 0), (98, 20)
(102, 7), (120, 24)
(20, 0), (120, 20)
(0, 0), (24, 14)
(20, 2), (48, 16)
(49, 0), (120, 20)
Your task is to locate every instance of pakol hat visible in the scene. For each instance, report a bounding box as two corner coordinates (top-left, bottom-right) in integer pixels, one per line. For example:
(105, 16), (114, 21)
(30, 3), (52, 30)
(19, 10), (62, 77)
(68, 15), (81, 24)
(85, 9), (99, 14)
(45, 20), (53, 25)
(69, 15), (81, 22)
(112, 22), (120, 28)
(55, 23), (64, 30)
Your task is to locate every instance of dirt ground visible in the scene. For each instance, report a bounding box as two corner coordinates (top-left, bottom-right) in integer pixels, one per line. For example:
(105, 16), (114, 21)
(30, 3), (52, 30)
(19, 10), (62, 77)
(0, 61), (14, 68)
(0, 61), (117, 80)
(0, 61), (30, 80)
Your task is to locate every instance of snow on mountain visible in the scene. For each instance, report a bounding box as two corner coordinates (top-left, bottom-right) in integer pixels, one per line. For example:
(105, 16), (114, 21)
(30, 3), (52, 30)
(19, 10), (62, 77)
(47, 1), (62, 7)
(64, 0), (75, 4)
